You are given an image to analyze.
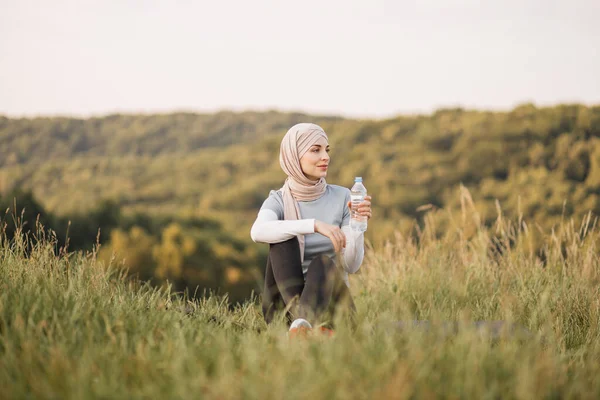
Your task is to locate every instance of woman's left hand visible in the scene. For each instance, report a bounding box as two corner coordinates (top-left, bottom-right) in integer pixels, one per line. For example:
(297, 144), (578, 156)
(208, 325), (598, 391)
(347, 195), (373, 220)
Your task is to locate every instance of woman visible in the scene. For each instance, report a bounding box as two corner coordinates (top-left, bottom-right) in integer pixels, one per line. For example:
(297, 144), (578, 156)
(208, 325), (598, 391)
(250, 123), (372, 334)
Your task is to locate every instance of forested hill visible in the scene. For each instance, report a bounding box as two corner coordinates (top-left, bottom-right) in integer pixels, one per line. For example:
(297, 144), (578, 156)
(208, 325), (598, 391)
(0, 111), (343, 164)
(1, 103), (600, 246)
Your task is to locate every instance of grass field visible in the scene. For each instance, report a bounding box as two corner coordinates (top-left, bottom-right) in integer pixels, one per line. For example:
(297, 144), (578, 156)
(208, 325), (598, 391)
(1, 201), (600, 399)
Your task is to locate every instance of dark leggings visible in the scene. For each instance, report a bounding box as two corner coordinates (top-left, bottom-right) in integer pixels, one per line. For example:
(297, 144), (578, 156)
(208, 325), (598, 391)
(262, 237), (355, 325)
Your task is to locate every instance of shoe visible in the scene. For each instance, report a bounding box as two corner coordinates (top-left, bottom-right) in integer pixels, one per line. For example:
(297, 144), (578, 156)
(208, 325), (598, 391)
(289, 318), (312, 338)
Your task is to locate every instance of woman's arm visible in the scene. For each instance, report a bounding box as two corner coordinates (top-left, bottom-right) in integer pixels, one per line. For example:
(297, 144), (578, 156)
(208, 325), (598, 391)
(250, 209), (315, 243)
(340, 226), (364, 274)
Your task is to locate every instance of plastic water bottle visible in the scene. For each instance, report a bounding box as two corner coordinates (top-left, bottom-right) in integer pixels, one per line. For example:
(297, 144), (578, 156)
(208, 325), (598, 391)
(350, 177), (368, 232)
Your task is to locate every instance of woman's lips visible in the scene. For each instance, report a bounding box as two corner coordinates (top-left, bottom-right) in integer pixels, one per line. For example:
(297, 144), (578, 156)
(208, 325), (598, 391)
(318, 166), (328, 169)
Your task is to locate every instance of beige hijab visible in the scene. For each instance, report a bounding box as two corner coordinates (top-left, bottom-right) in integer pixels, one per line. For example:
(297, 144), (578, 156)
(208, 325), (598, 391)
(279, 123), (329, 262)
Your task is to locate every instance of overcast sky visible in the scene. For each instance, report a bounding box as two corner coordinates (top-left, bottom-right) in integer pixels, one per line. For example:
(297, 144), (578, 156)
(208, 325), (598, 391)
(1, 0), (598, 118)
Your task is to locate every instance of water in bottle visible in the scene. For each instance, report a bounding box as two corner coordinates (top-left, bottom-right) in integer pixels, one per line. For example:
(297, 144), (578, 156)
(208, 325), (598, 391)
(350, 177), (368, 232)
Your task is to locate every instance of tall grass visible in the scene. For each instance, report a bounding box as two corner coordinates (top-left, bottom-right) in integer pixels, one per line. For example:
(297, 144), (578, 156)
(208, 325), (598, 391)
(1, 193), (599, 399)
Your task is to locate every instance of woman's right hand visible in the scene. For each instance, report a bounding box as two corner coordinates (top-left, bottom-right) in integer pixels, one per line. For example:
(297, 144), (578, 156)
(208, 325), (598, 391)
(314, 220), (346, 253)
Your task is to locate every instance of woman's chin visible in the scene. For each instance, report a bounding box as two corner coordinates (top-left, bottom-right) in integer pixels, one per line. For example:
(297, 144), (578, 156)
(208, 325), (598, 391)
(305, 171), (327, 181)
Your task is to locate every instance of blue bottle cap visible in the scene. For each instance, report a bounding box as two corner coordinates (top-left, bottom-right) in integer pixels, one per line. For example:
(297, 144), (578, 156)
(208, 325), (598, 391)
(354, 177), (363, 182)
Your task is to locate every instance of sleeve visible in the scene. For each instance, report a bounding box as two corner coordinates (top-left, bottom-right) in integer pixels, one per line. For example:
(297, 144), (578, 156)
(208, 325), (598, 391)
(340, 225), (364, 274)
(250, 191), (315, 243)
(339, 188), (364, 274)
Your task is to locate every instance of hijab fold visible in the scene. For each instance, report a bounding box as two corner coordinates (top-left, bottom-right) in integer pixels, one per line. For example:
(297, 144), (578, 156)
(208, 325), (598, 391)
(279, 123), (329, 262)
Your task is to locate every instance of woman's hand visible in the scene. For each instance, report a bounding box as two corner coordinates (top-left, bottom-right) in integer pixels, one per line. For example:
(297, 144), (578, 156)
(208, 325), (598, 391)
(348, 195), (373, 220)
(314, 220), (346, 253)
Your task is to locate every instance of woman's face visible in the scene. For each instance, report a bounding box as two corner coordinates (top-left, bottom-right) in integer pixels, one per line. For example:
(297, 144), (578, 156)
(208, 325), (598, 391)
(300, 136), (330, 182)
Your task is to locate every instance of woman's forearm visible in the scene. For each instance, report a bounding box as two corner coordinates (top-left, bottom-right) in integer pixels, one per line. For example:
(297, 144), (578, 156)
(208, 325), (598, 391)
(250, 209), (315, 243)
(341, 226), (364, 274)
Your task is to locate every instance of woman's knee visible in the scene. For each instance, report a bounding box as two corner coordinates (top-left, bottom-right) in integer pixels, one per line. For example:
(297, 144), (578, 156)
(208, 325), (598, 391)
(272, 236), (299, 245)
(269, 237), (302, 266)
(269, 237), (299, 254)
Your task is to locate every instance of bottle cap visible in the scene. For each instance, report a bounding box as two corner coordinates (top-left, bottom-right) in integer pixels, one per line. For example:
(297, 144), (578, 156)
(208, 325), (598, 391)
(354, 177), (363, 182)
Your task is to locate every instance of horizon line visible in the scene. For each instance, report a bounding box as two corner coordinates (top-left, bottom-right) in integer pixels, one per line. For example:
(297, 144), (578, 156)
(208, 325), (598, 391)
(1, 100), (598, 121)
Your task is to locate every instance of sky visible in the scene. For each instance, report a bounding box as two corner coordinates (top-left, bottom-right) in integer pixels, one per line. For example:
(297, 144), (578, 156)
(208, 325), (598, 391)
(1, 0), (599, 119)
